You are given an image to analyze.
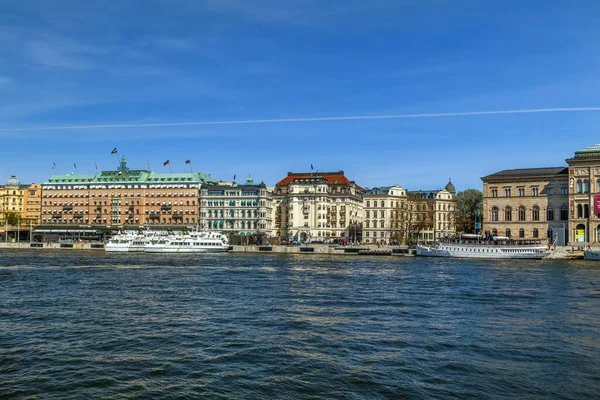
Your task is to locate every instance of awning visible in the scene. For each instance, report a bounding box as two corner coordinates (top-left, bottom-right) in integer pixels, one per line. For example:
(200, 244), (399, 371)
(34, 229), (98, 233)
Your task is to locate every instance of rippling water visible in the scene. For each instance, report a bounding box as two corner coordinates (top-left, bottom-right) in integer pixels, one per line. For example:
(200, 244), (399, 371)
(1, 251), (599, 399)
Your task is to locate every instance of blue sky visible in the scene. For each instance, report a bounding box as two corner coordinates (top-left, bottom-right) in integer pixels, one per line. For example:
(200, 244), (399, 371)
(1, 0), (600, 191)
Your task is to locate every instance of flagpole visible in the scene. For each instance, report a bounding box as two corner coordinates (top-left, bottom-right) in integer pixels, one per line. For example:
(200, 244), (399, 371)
(74, 163), (78, 175)
(189, 161), (193, 173)
(169, 164), (172, 173)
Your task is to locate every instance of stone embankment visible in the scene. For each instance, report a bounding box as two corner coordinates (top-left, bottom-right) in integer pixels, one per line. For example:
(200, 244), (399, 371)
(0, 243), (592, 260)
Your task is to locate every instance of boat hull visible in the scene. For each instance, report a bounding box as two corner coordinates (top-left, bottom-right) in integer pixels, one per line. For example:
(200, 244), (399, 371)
(105, 245), (131, 252)
(584, 250), (600, 260)
(144, 246), (229, 253)
(416, 244), (550, 259)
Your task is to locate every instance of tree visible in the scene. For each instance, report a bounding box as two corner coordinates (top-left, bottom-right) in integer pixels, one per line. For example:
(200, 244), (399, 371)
(455, 189), (483, 234)
(6, 213), (19, 226)
(391, 193), (435, 244)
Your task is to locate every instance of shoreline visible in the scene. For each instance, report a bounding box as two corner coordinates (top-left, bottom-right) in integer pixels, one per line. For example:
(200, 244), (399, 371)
(0, 243), (589, 260)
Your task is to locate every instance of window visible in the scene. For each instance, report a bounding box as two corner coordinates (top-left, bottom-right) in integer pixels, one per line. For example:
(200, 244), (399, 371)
(519, 228), (525, 238)
(518, 187), (525, 196)
(584, 180), (590, 193)
(519, 206), (526, 221)
(577, 180), (582, 193)
(380, 211), (384, 218)
(367, 201), (370, 207)
(584, 204), (589, 218)
(491, 188), (498, 198)
(577, 204), (583, 218)
(547, 188), (553, 196)
(532, 187), (539, 196)
(505, 188), (511, 197)
(561, 187), (568, 195)
(533, 228), (539, 238)
(560, 205), (568, 220)
(506, 228), (511, 238)
(504, 206), (512, 221)
(547, 206), (554, 221)
(532, 206), (540, 221)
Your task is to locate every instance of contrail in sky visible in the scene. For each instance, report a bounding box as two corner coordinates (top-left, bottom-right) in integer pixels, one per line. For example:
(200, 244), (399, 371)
(2, 107), (600, 131)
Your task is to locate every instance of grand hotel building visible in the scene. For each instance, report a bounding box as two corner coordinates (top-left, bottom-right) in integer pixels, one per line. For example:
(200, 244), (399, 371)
(40, 157), (215, 234)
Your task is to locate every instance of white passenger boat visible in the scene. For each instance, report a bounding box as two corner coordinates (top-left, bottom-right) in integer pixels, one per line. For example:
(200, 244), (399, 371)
(105, 232), (139, 252)
(416, 234), (551, 259)
(144, 231), (229, 253)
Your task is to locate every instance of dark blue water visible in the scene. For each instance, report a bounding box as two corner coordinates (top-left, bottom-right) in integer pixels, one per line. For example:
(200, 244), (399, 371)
(1, 251), (599, 399)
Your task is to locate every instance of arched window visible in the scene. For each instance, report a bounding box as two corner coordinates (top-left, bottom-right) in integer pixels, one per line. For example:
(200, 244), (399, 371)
(584, 179), (589, 193)
(532, 206), (540, 221)
(519, 228), (525, 238)
(506, 228), (511, 238)
(584, 204), (590, 218)
(380, 201), (385, 207)
(577, 204), (583, 218)
(492, 228), (498, 236)
(547, 206), (554, 221)
(491, 207), (499, 221)
(505, 206), (512, 221)
(533, 228), (539, 238)
(577, 180), (582, 193)
(519, 206), (526, 221)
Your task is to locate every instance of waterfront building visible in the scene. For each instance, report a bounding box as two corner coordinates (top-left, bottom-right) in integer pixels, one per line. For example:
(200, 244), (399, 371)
(408, 181), (457, 241)
(565, 143), (600, 244)
(272, 171), (364, 243)
(0, 174), (42, 241)
(481, 167), (569, 245)
(363, 185), (407, 244)
(199, 176), (273, 237)
(40, 157), (215, 235)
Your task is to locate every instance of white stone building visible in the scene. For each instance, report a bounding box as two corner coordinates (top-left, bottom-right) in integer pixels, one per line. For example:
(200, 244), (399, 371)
(272, 171), (364, 243)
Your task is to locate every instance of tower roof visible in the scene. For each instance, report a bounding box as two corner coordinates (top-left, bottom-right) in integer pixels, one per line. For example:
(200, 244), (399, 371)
(6, 173), (19, 187)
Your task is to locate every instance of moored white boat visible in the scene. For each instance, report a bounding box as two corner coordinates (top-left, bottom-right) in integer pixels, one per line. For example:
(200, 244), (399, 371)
(144, 231), (229, 253)
(105, 232), (138, 252)
(416, 234), (551, 259)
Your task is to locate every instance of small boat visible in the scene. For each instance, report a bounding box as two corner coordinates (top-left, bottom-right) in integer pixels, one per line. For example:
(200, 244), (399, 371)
(416, 234), (551, 259)
(584, 249), (600, 260)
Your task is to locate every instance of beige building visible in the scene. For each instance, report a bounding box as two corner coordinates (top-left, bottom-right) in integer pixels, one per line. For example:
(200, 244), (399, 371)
(566, 143), (600, 245)
(363, 185), (407, 244)
(272, 171), (364, 243)
(481, 167), (569, 244)
(409, 181), (457, 240)
(0, 174), (42, 240)
(0, 174), (42, 225)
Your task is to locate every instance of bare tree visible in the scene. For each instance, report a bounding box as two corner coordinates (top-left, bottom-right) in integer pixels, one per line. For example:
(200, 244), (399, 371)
(391, 194), (435, 244)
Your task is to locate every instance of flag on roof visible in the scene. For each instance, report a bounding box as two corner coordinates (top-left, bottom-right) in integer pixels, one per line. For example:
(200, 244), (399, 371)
(185, 159), (191, 164)
(111, 148), (117, 154)
(163, 160), (170, 166)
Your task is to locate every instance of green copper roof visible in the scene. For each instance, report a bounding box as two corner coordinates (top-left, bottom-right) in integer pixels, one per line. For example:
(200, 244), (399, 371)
(44, 170), (216, 185)
(574, 143), (600, 159)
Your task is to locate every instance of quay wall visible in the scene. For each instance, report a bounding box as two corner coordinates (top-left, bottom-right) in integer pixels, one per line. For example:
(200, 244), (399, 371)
(0, 243), (587, 259)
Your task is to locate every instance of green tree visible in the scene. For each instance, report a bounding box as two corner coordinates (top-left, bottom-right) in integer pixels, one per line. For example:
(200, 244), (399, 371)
(455, 189), (483, 234)
(6, 213), (19, 226)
